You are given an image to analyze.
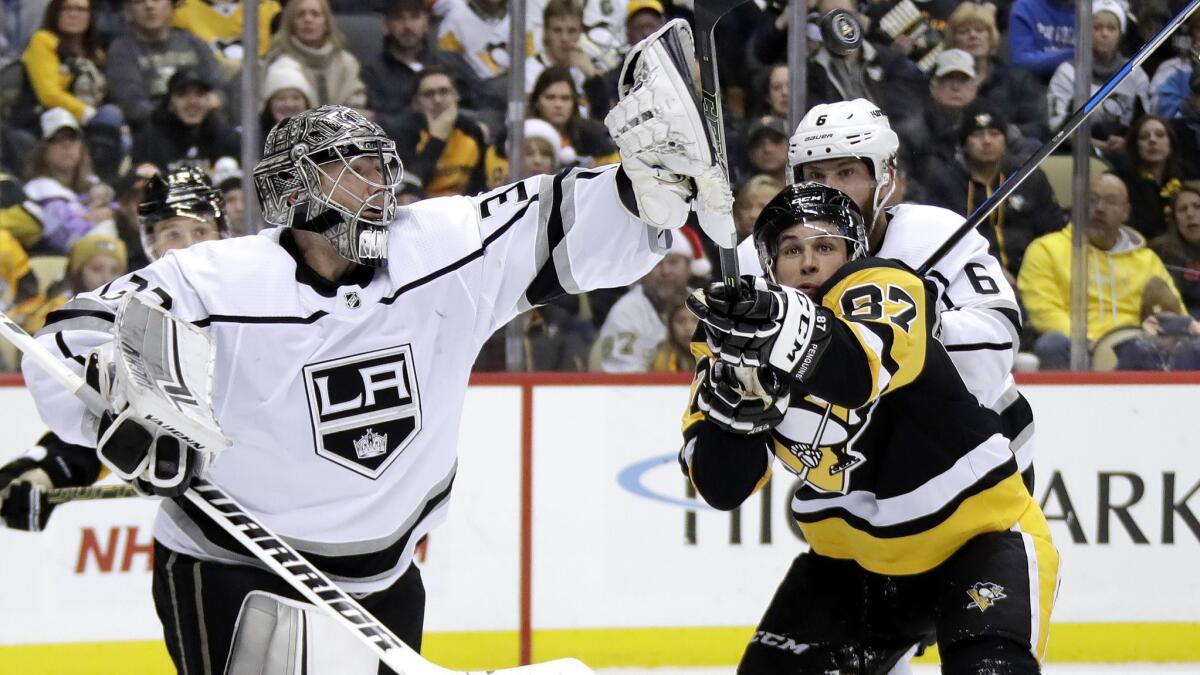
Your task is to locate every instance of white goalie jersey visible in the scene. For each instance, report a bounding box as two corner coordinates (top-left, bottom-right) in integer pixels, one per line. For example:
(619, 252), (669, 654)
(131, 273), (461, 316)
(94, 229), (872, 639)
(23, 166), (667, 593)
(738, 202), (1034, 474)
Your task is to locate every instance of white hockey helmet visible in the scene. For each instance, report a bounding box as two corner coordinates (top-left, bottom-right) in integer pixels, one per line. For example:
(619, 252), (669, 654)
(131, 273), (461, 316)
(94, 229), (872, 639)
(788, 99), (899, 222)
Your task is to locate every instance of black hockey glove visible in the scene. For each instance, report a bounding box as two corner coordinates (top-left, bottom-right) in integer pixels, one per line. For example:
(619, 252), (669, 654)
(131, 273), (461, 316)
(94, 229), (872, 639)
(687, 276), (829, 379)
(96, 410), (206, 498)
(697, 360), (790, 435)
(0, 456), (56, 532)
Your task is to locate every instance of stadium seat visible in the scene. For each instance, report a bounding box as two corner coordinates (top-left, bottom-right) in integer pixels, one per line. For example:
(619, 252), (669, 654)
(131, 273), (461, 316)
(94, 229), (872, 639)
(334, 13), (386, 77)
(1042, 155), (1110, 210)
(27, 255), (67, 295)
(1090, 326), (1143, 371)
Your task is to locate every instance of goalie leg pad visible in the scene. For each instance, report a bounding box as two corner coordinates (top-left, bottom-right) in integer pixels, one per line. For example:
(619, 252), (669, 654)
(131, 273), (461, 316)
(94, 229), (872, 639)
(225, 592), (380, 675)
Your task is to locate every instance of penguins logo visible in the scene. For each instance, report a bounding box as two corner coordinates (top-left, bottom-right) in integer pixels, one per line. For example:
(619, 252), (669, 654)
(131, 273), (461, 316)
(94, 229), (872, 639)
(965, 582), (1007, 612)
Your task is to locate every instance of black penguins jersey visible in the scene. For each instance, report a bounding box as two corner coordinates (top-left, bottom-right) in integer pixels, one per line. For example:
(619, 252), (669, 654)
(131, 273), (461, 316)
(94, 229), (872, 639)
(681, 257), (1036, 576)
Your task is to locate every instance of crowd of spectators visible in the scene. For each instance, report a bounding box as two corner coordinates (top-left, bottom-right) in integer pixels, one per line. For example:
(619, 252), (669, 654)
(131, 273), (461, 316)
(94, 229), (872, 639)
(2, 0), (1200, 373)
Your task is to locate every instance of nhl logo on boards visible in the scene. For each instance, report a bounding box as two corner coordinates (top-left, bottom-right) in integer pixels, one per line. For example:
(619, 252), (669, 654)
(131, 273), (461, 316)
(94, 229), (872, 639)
(302, 345), (421, 479)
(345, 291), (361, 309)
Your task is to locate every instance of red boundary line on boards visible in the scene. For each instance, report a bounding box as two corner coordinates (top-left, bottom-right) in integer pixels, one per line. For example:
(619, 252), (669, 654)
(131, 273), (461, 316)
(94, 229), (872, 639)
(520, 382), (533, 665)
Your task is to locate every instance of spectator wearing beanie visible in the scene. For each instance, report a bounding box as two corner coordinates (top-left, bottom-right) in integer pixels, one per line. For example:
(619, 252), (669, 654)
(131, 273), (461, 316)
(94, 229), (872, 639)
(483, 117), (570, 189)
(1047, 0), (1149, 157)
(19, 231), (127, 334)
(258, 59), (317, 138)
(924, 101), (1064, 282)
(1008, 0), (1075, 80)
(132, 68), (240, 172)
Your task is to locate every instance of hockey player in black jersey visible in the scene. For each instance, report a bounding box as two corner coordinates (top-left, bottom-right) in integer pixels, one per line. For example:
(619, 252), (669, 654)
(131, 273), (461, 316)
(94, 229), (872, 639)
(683, 183), (1059, 674)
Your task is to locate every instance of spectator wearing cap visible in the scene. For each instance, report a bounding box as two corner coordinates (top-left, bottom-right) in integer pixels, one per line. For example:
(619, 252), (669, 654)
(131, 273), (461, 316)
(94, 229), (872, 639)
(483, 117), (571, 189)
(362, 0), (482, 142)
(1115, 114), (1184, 241)
(1048, 0), (1149, 158)
(1151, 181), (1200, 318)
(895, 48), (982, 175)
(1008, 0), (1075, 80)
(395, 66), (487, 198)
(595, 230), (701, 372)
(19, 231), (127, 334)
(264, 0), (367, 110)
(1018, 173), (1183, 369)
(21, 0), (126, 183)
(258, 58), (317, 138)
(743, 116), (789, 184)
(132, 68), (240, 172)
(944, 2), (1048, 147)
(625, 0), (665, 47)
(105, 0), (225, 130)
(23, 108), (112, 254)
(171, 0), (281, 76)
(212, 156), (244, 235)
(1150, 16), (1200, 119)
(924, 101), (1064, 283)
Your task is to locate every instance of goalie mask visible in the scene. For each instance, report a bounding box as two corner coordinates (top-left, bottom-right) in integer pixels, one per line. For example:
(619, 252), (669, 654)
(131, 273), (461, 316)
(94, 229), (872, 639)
(254, 105), (403, 268)
(753, 182), (867, 274)
(138, 165), (229, 260)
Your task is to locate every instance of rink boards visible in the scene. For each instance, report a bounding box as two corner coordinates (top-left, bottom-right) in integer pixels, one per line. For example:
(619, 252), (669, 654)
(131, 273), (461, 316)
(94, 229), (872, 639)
(1, 372), (1198, 672)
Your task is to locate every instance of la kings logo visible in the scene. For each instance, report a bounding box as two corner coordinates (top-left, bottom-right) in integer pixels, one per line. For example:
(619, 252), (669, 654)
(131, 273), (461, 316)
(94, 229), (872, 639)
(302, 345), (421, 479)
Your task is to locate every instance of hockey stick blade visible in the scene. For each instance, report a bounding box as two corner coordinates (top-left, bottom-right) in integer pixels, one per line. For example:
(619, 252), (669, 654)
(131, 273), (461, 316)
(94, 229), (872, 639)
(0, 305), (596, 675)
(917, 0), (1200, 275)
(694, 0), (753, 288)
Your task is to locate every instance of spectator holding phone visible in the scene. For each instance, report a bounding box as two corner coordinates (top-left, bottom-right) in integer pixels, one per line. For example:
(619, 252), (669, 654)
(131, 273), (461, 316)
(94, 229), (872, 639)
(1114, 278), (1200, 370)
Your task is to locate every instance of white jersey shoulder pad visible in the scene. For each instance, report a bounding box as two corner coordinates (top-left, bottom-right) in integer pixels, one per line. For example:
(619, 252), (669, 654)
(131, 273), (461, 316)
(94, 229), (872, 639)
(877, 203), (989, 272)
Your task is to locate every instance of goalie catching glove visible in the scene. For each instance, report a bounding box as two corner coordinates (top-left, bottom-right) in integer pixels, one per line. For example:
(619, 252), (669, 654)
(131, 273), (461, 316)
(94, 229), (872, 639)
(605, 19), (730, 230)
(87, 293), (230, 498)
(688, 276), (833, 381)
(696, 360), (790, 434)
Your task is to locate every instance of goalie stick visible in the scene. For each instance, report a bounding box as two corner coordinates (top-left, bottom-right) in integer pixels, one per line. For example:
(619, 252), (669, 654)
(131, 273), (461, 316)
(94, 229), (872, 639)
(917, 0), (1200, 275)
(0, 308), (593, 675)
(694, 0), (753, 289)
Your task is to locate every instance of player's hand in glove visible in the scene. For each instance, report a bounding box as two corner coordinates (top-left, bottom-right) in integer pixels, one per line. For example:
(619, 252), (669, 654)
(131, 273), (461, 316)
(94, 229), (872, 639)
(697, 360), (790, 434)
(0, 455), (56, 531)
(0, 432), (100, 531)
(86, 348), (210, 498)
(687, 276), (831, 379)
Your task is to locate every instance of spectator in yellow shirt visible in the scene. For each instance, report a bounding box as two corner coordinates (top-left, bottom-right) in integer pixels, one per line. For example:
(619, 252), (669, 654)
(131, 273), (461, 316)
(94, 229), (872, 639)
(1018, 172), (1184, 369)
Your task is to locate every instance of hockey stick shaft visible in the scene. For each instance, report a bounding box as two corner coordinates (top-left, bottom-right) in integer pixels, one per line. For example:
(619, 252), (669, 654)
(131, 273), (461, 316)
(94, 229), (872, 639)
(47, 484), (137, 504)
(0, 307), (592, 675)
(916, 0), (1200, 276)
(694, 1), (751, 288)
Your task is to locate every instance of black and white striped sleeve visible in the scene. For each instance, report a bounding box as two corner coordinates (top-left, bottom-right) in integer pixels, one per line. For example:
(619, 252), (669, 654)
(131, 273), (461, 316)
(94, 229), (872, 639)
(470, 164), (669, 334)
